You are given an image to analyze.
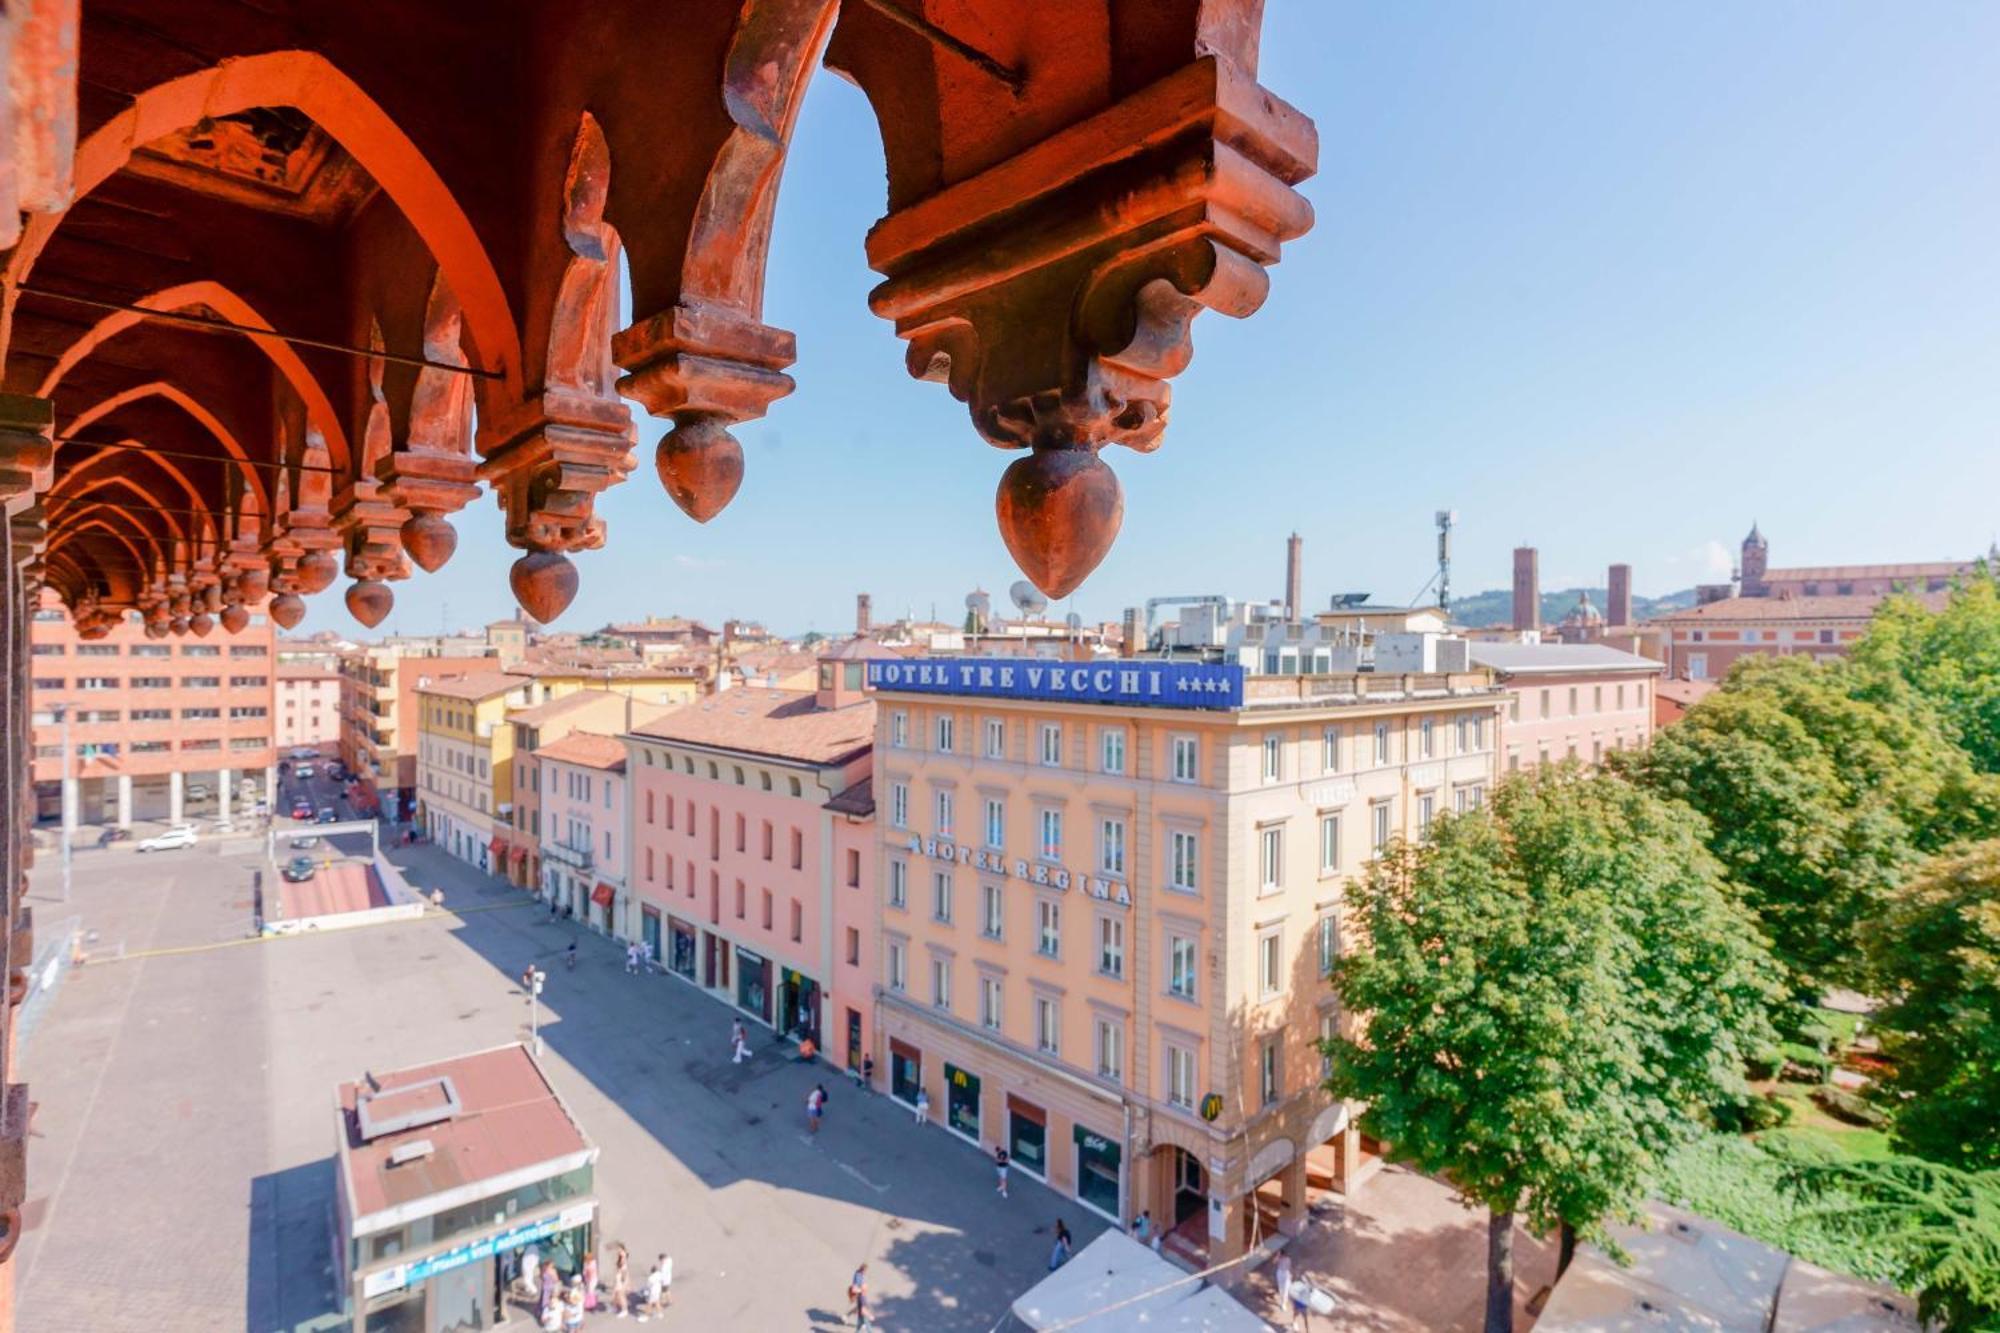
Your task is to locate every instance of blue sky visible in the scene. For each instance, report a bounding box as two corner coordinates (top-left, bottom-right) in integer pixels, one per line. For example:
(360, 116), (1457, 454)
(305, 3), (2000, 639)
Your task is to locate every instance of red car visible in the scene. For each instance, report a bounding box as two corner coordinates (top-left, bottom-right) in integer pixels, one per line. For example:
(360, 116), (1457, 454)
(290, 800), (313, 820)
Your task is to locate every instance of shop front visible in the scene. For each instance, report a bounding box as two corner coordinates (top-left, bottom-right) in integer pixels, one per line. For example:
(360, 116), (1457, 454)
(668, 917), (697, 980)
(890, 1038), (923, 1108)
(778, 967), (821, 1044)
(734, 946), (773, 1025)
(640, 906), (662, 968)
(945, 1063), (981, 1142)
(589, 881), (615, 933)
(1007, 1095), (1048, 1180)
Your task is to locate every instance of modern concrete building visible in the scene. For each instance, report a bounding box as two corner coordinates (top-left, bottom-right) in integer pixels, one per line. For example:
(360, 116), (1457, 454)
(276, 660), (342, 754)
(1467, 642), (1661, 770)
(864, 656), (1505, 1267)
(29, 591), (277, 829)
(339, 646), (499, 821)
(622, 644), (879, 1063)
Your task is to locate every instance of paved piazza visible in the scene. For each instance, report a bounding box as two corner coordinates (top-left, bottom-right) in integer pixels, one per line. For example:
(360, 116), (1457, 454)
(16, 835), (1105, 1331)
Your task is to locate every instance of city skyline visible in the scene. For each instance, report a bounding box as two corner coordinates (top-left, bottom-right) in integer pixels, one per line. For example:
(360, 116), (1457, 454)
(282, 2), (2000, 639)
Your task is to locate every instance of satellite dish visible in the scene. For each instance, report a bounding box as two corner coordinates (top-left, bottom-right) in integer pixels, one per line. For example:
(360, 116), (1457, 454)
(1010, 580), (1048, 616)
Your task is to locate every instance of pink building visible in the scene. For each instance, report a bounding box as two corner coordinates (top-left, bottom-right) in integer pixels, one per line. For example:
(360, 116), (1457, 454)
(277, 661), (342, 753)
(1470, 643), (1660, 771)
(535, 732), (629, 933)
(622, 644), (879, 1064)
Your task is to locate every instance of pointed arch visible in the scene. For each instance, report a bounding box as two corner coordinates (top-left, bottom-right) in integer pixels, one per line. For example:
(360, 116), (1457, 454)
(63, 380), (271, 517)
(53, 440), (215, 544)
(49, 470), (198, 549)
(37, 279), (352, 474)
(7, 49), (521, 399)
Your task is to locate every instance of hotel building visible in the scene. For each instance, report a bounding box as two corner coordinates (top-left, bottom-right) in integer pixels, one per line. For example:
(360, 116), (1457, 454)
(622, 643), (879, 1064)
(865, 657), (1506, 1266)
(29, 591), (277, 828)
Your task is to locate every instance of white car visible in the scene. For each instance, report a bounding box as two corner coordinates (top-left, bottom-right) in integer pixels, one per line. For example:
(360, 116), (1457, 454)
(137, 826), (198, 853)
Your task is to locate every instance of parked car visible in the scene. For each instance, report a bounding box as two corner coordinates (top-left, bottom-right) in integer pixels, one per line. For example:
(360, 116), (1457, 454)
(290, 800), (313, 820)
(280, 856), (316, 883)
(314, 807), (338, 824)
(137, 826), (197, 853)
(289, 834), (321, 850)
(185, 784), (210, 801)
(294, 765), (315, 781)
(96, 826), (131, 847)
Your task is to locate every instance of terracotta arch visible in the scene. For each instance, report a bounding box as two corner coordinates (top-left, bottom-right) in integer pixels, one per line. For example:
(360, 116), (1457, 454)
(7, 49), (521, 397)
(49, 473), (196, 549)
(48, 517), (160, 589)
(55, 438), (215, 535)
(38, 280), (351, 474)
(63, 380), (271, 517)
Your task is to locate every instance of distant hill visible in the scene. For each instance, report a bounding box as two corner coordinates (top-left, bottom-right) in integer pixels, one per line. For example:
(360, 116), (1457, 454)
(1444, 585), (1697, 629)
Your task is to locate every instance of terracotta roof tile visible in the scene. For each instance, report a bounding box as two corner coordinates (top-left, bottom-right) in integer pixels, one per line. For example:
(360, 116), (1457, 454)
(634, 689), (875, 765)
(825, 777), (874, 816)
(534, 732), (628, 771)
(414, 670), (533, 701)
(1651, 592), (1949, 623)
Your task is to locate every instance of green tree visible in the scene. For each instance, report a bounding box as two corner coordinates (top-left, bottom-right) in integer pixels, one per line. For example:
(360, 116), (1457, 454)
(1788, 1157), (2000, 1331)
(1864, 839), (2000, 1170)
(1628, 654), (1997, 991)
(1323, 765), (1776, 1333)
(1852, 569), (2000, 775)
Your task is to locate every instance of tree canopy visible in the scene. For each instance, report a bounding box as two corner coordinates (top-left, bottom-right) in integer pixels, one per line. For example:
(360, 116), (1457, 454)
(1852, 570), (2000, 775)
(1323, 765), (1775, 1331)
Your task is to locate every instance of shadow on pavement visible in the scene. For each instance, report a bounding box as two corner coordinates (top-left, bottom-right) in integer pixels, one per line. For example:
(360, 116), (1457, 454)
(247, 1158), (346, 1333)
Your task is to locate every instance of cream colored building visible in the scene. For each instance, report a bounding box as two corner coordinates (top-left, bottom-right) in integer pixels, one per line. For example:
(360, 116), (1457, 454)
(865, 658), (1505, 1267)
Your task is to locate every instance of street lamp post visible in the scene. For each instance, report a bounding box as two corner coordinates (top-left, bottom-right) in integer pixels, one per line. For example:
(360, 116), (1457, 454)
(55, 702), (71, 904)
(524, 965), (546, 1055)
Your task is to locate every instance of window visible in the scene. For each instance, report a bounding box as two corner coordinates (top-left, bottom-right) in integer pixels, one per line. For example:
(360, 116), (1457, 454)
(735, 882), (747, 919)
(931, 957), (951, 1010)
(1420, 716), (1435, 759)
(1320, 1011), (1337, 1079)
(1168, 830), (1198, 893)
(980, 976), (1003, 1029)
(1166, 1045), (1195, 1109)
(846, 849), (860, 887)
(1035, 997), (1060, 1054)
(889, 860), (907, 909)
(761, 888), (773, 929)
(1262, 733), (1281, 782)
(1417, 792), (1435, 838)
(888, 942), (907, 991)
(1455, 783), (1486, 814)
(1317, 915), (1338, 976)
(1373, 722), (1390, 765)
(1259, 931), (1283, 997)
(790, 829), (803, 869)
(891, 711), (908, 747)
(1260, 1040), (1282, 1107)
(1037, 898), (1061, 956)
(1568, 686), (1579, 715)
(1097, 916), (1124, 978)
(1039, 808), (1063, 861)
(184, 676), (221, 689)
(1593, 685), (1603, 712)
(981, 882), (1004, 938)
(229, 675), (267, 688)
(932, 871), (953, 923)
(1167, 935), (1197, 1000)
(890, 782), (909, 828)
(1371, 801), (1392, 856)
(846, 927), (861, 966)
(1039, 723), (1063, 766)
(1100, 728), (1126, 774)
(762, 821), (774, 860)
(1616, 684), (1626, 710)
(1322, 727), (1340, 771)
(1259, 825), (1283, 893)
(935, 788), (954, 835)
(1170, 735), (1198, 783)
(984, 799), (1005, 849)
(1318, 813), (1340, 874)
(76, 644), (118, 657)
(790, 898), (802, 943)
(1687, 653), (1708, 680)
(1098, 817), (1126, 877)
(935, 714), (955, 753)
(983, 717), (1005, 758)
(1095, 1019), (1123, 1081)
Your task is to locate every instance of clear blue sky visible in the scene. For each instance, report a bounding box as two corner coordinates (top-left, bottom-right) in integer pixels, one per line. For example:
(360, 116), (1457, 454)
(304, 3), (2000, 639)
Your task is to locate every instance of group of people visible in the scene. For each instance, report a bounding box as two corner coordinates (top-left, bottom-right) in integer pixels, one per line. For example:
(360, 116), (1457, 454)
(521, 1244), (673, 1326)
(623, 939), (654, 974)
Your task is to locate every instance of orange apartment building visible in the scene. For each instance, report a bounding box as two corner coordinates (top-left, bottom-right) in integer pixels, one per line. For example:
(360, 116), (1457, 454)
(276, 660), (342, 754)
(29, 592), (277, 828)
(338, 646), (499, 822)
(864, 656), (1506, 1266)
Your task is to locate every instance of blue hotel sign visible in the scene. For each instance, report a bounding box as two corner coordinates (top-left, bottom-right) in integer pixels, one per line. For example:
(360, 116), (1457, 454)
(866, 658), (1243, 710)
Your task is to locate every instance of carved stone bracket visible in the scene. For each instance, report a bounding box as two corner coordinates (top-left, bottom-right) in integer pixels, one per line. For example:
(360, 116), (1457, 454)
(478, 391), (633, 621)
(865, 56), (1316, 596)
(0, 393), (54, 519)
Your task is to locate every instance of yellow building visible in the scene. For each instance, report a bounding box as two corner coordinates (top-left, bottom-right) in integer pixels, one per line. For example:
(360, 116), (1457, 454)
(416, 666), (705, 874)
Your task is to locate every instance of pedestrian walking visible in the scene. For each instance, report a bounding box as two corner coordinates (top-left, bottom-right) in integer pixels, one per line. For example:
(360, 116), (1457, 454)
(1132, 1210), (1153, 1245)
(562, 1280), (584, 1331)
(1276, 1252), (1311, 1330)
(852, 1052), (873, 1088)
(995, 1145), (1010, 1197)
(624, 941), (639, 974)
(565, 938), (577, 970)
(848, 1263), (872, 1330)
(913, 1085), (930, 1124)
(731, 1018), (751, 1064)
(582, 1252), (598, 1311)
(1048, 1219), (1073, 1269)
(539, 1262), (559, 1320)
(807, 1083), (826, 1134)
(610, 1244), (630, 1318)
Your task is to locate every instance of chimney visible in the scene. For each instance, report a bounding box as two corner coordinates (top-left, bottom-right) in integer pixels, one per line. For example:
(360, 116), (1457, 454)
(1122, 607), (1143, 656)
(856, 593), (872, 635)
(1284, 533), (1303, 622)
(1607, 564), (1633, 628)
(1512, 547), (1540, 632)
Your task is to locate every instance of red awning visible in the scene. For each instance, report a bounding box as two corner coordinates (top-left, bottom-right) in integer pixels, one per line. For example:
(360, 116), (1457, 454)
(590, 882), (616, 908)
(488, 836), (508, 858)
(511, 844), (530, 863)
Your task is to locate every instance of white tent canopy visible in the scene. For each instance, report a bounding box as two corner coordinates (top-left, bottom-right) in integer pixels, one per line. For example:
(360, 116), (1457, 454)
(1008, 1231), (1272, 1332)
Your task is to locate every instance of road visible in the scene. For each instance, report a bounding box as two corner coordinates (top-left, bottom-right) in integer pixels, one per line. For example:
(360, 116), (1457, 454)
(15, 836), (1106, 1331)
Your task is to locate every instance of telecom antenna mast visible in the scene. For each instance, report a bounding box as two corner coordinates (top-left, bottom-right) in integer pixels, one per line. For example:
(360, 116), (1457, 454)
(1435, 510), (1457, 613)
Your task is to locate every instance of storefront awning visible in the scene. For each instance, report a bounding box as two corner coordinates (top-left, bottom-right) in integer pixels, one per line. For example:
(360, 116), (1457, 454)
(487, 836), (508, 858)
(590, 882), (615, 907)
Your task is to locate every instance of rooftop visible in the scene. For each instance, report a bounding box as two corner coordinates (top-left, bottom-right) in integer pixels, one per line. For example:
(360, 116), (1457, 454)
(1467, 642), (1662, 676)
(337, 1044), (590, 1222)
(534, 732), (628, 772)
(1652, 592), (1950, 624)
(1767, 560), (1976, 582)
(824, 776), (875, 817)
(415, 670), (533, 702)
(276, 661), (341, 681)
(633, 690), (875, 766)
(506, 689), (625, 727)
(1656, 678), (1720, 709)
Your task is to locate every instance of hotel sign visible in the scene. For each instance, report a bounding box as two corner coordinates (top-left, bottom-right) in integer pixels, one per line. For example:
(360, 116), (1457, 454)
(867, 658), (1243, 710)
(904, 834), (1132, 907)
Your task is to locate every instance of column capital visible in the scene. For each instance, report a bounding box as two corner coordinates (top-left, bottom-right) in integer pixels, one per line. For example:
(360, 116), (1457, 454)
(0, 394), (55, 518)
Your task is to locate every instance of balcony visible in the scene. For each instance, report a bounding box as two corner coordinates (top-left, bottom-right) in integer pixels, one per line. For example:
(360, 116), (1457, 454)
(543, 841), (593, 872)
